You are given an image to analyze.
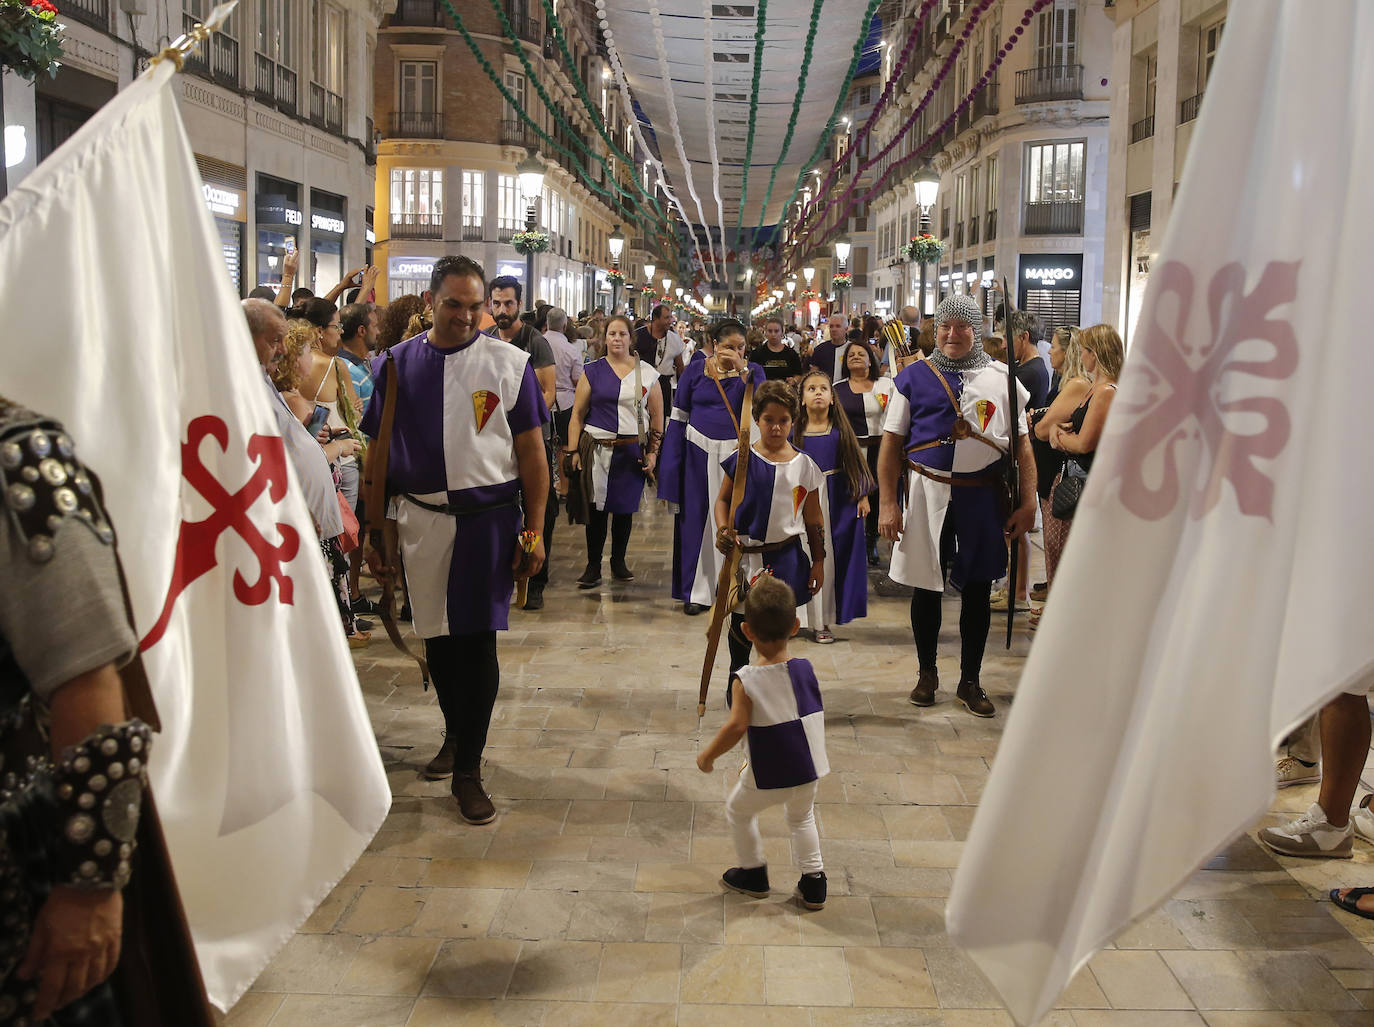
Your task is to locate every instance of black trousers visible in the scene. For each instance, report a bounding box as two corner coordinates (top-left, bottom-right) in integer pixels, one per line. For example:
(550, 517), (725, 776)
(586, 508), (632, 567)
(863, 445), (880, 545)
(910, 581), (993, 683)
(531, 440), (557, 587)
(423, 632), (500, 771)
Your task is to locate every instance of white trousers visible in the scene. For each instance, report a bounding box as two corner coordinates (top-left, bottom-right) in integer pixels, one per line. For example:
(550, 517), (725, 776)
(725, 772), (823, 874)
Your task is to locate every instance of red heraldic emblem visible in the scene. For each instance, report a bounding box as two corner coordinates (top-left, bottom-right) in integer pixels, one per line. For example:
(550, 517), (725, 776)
(141, 415), (301, 651)
(877, 393), (889, 412)
(472, 390), (501, 433)
(975, 399), (995, 431)
(792, 486), (807, 516)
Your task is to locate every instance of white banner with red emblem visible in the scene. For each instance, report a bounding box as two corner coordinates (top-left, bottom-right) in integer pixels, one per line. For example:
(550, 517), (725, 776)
(0, 52), (390, 1009)
(946, 2), (1374, 1023)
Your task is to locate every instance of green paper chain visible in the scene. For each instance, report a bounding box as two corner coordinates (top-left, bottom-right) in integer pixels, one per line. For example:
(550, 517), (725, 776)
(531, 0), (676, 254)
(475, 0), (652, 221)
(735, 0), (770, 233)
(750, 0), (826, 239)
(770, 0), (884, 259)
(438, 0), (645, 226)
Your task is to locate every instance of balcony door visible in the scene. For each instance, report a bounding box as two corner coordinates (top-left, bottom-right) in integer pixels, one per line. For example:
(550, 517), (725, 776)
(399, 61), (438, 137)
(1036, 0), (1078, 71)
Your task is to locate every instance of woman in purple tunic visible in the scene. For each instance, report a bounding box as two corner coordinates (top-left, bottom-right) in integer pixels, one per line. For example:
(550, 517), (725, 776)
(794, 369), (874, 639)
(833, 341), (896, 566)
(564, 314), (664, 588)
(656, 320), (766, 614)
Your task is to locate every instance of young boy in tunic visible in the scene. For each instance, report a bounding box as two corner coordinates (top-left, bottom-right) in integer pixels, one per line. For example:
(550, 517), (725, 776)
(697, 574), (830, 910)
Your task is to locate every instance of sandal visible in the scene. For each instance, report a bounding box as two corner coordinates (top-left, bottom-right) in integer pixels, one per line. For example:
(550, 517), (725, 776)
(815, 628), (835, 644)
(1329, 887), (1374, 920)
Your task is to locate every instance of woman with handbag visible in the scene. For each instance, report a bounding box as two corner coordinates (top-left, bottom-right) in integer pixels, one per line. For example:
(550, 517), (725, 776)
(1045, 323), (1124, 554)
(563, 314), (664, 589)
(1029, 327), (1091, 614)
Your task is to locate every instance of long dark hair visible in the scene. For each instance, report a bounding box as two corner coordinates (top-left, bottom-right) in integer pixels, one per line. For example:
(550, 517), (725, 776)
(792, 369), (874, 503)
(838, 340), (880, 381)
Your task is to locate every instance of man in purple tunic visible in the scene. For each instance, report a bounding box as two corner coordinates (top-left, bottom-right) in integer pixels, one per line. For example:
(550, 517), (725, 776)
(362, 255), (549, 824)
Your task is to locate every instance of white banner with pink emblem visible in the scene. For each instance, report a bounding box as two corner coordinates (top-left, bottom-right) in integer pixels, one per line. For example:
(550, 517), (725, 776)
(0, 45), (390, 1010)
(946, 2), (1374, 1022)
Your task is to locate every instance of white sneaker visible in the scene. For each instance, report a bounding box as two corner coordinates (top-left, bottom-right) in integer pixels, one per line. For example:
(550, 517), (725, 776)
(1274, 755), (1321, 788)
(1352, 796), (1374, 844)
(1257, 802), (1353, 859)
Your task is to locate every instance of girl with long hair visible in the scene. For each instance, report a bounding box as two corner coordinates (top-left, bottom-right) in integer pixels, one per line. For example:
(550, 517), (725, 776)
(833, 341), (896, 566)
(793, 370), (875, 641)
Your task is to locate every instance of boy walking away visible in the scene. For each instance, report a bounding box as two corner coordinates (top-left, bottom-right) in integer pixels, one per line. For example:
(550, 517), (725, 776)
(697, 575), (830, 910)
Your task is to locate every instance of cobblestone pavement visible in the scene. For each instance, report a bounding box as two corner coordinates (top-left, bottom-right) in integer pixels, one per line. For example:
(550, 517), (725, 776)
(223, 501), (1374, 1026)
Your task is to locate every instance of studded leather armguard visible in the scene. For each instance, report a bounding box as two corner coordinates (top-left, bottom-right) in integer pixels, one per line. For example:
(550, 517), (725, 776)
(52, 720), (152, 890)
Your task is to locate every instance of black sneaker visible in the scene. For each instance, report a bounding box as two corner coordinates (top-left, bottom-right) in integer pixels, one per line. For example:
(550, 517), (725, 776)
(721, 865), (770, 898)
(353, 617), (374, 633)
(909, 669), (938, 707)
(956, 679), (995, 718)
(398, 603), (413, 622)
(577, 564), (602, 589)
(797, 871), (827, 910)
(866, 540), (880, 568)
(873, 576), (914, 598)
(610, 558), (634, 581)
(453, 770), (496, 824)
(683, 602), (708, 616)
(351, 595), (381, 616)
(523, 582), (545, 611)
(423, 736), (456, 780)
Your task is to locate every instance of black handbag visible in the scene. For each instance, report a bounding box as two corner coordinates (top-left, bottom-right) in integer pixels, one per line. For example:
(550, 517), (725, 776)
(1050, 458), (1089, 520)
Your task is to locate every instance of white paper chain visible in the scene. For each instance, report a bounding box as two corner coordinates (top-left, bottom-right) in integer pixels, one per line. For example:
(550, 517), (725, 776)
(700, 0), (731, 286)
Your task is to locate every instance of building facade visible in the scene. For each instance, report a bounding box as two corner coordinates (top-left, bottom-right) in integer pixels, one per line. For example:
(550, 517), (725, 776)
(374, 0), (652, 312)
(2, 0), (392, 299)
(1102, 0), (1228, 345)
(859, 0), (1110, 337)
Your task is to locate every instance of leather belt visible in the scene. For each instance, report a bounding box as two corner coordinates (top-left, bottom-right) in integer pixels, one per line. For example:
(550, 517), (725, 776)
(399, 493), (520, 517)
(593, 435), (639, 448)
(739, 539), (794, 554)
(907, 461), (1002, 490)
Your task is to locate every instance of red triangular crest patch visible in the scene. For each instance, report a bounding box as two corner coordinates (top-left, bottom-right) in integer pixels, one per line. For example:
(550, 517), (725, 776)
(975, 399), (995, 432)
(472, 390), (501, 432)
(877, 393), (889, 411)
(792, 486), (807, 516)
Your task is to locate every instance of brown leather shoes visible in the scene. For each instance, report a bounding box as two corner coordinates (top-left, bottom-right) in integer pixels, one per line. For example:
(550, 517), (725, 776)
(422, 736), (456, 780)
(453, 770), (496, 824)
(909, 669), (938, 707)
(956, 679), (995, 718)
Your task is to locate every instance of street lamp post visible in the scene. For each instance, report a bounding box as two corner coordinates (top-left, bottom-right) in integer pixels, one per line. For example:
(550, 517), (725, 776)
(643, 263), (656, 317)
(516, 150), (546, 308)
(834, 236), (852, 317)
(608, 224), (625, 314)
(913, 169), (939, 318)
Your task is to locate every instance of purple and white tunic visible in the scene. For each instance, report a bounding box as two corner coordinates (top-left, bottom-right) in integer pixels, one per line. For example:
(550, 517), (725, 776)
(581, 357), (658, 514)
(721, 447), (825, 608)
(731, 658), (829, 790)
(360, 331), (548, 637)
(795, 428), (867, 628)
(882, 359), (1027, 592)
(656, 360), (765, 605)
(835, 376), (897, 442)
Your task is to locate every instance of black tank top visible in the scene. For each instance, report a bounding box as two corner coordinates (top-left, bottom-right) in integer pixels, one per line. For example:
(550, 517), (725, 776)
(1068, 384), (1114, 472)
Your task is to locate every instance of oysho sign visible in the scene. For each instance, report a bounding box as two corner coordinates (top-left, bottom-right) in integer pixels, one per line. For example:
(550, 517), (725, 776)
(388, 257), (436, 278)
(1018, 253), (1084, 290)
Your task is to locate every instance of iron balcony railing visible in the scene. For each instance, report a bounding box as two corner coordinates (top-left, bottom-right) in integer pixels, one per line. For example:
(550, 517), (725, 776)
(985, 209), (997, 241)
(325, 91), (343, 133)
(212, 33), (239, 85)
(390, 111), (444, 138)
(64, 0), (108, 30)
(971, 89), (999, 120)
(392, 0), (448, 26)
(365, 117), (376, 165)
(275, 64), (298, 116)
(506, 4), (541, 43)
(254, 53), (275, 104)
(1130, 115), (1155, 143)
(954, 222), (964, 249)
(968, 215), (979, 246)
(310, 83), (326, 127)
(501, 119), (538, 148)
(462, 220), (484, 241)
(391, 213), (444, 240)
(1015, 64), (1084, 104)
(1180, 92), (1204, 124)
(1022, 199), (1084, 235)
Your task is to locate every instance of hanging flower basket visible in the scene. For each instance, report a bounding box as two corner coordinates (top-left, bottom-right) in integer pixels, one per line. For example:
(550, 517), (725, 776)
(0, 0), (64, 81)
(799, 289), (821, 305)
(905, 233), (945, 264)
(832, 272), (852, 290)
(511, 230), (550, 255)
(604, 267), (623, 283)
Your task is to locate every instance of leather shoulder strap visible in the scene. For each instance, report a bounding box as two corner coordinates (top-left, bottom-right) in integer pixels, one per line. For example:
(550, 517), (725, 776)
(726, 375), (754, 527)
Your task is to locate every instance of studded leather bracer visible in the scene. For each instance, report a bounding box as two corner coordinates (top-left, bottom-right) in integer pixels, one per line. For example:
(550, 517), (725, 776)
(806, 522), (827, 563)
(0, 400), (116, 564)
(51, 720), (152, 890)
